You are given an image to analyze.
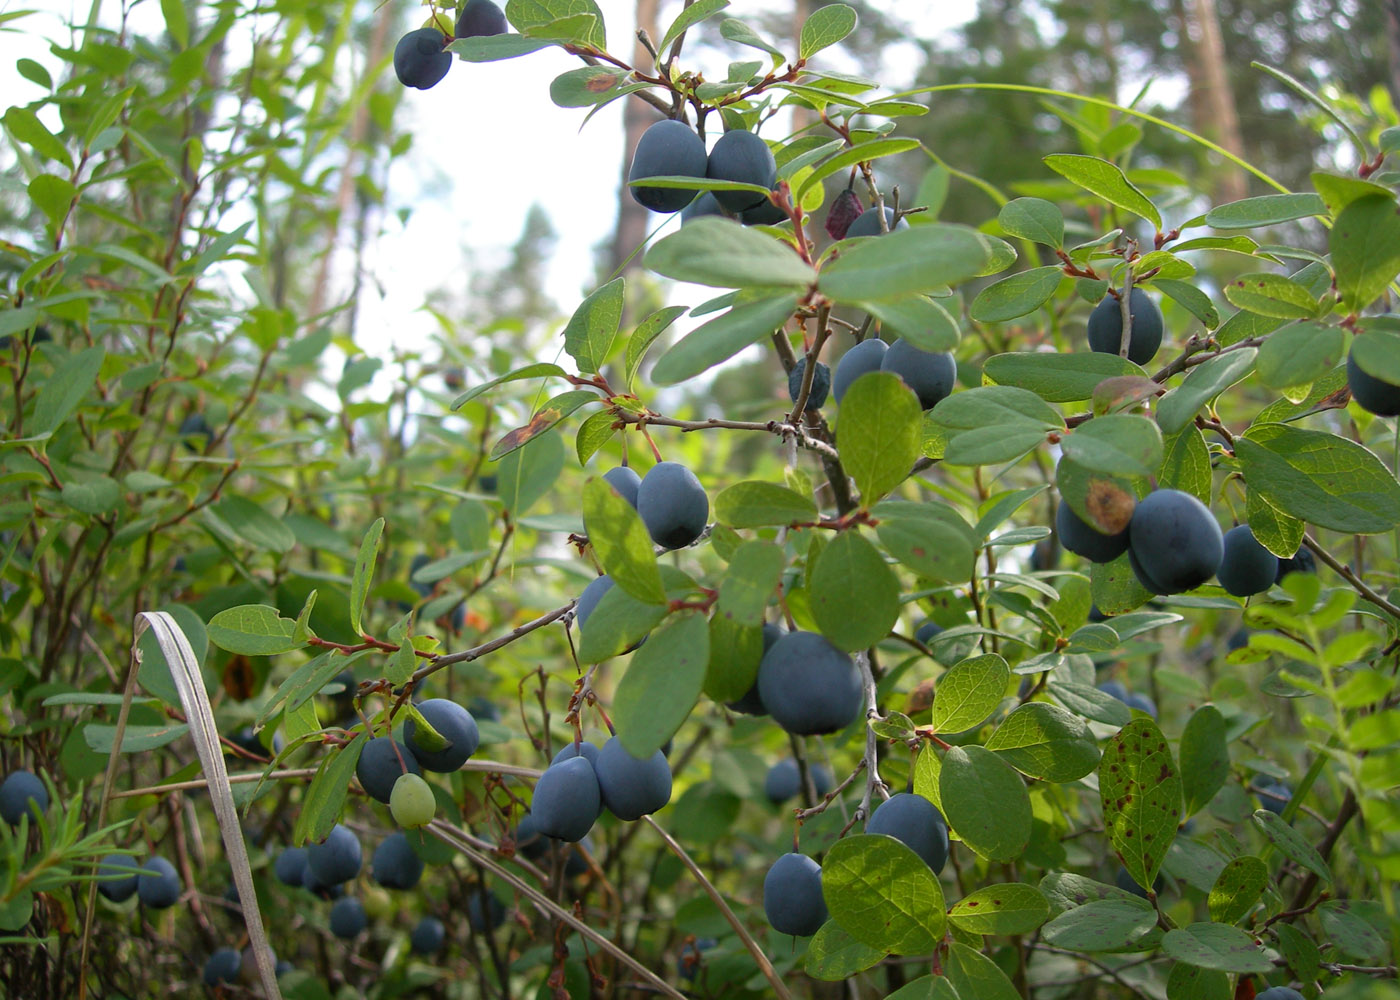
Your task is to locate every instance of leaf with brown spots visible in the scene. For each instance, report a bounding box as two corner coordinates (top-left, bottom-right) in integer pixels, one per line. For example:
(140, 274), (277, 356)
(1099, 717), (1181, 894)
(490, 390), (599, 460)
(947, 883), (1050, 935)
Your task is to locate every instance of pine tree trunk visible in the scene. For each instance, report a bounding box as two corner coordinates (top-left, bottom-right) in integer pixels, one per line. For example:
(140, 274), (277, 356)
(1180, 0), (1248, 203)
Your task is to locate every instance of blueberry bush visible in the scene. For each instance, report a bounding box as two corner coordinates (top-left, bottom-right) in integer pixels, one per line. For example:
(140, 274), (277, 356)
(2, 1), (1399, 998)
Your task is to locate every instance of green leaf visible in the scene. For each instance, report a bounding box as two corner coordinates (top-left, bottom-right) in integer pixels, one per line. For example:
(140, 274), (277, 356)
(982, 351), (1145, 403)
(575, 409), (616, 465)
(984, 702), (1100, 781)
(1155, 278), (1221, 329)
(1317, 901), (1389, 962)
(1061, 415), (1163, 478)
(1204, 192), (1325, 229)
(650, 293), (799, 386)
(582, 477), (665, 604)
(210, 497), (297, 553)
(838, 371), (923, 505)
(1222, 272), (1319, 319)
(943, 942), (1021, 1000)
(84, 722), (189, 753)
(1166, 963), (1232, 1000)
(656, 0), (728, 57)
(349, 518), (384, 637)
(614, 613), (708, 758)
(490, 390), (598, 460)
(858, 296), (960, 352)
(809, 531), (899, 651)
(4, 107), (72, 167)
(1237, 423), (1400, 534)
(1331, 193), (1400, 311)
(821, 834), (945, 954)
(1044, 154), (1161, 229)
(714, 480), (816, 528)
(561, 277), (624, 374)
(1100, 717), (1181, 892)
(1207, 856), (1268, 925)
(970, 266), (1063, 322)
(159, 0), (188, 46)
(798, 3), (856, 58)
(1180, 705), (1230, 817)
(1246, 490), (1304, 559)
(819, 224), (998, 302)
(940, 745), (1032, 861)
(1252, 809), (1331, 881)
(448, 34), (558, 61)
(1161, 923), (1274, 974)
(294, 730), (367, 845)
(716, 541), (784, 626)
(947, 883), (1051, 936)
(29, 174), (76, 227)
(797, 139), (921, 198)
(804, 921), (884, 980)
(1042, 898), (1156, 951)
(931, 385), (1062, 432)
(998, 197), (1064, 247)
(931, 653), (1010, 734)
(548, 66), (645, 107)
(60, 477), (121, 516)
(31, 346), (104, 436)
(719, 17), (784, 63)
(624, 305), (687, 390)
(207, 605), (303, 655)
(576, 582), (669, 664)
(1159, 426), (1212, 503)
(1155, 348), (1257, 434)
(876, 513), (975, 583)
(494, 430), (564, 515)
(450, 362), (567, 410)
(646, 218), (814, 289)
(704, 616), (763, 702)
(506, 0), (605, 47)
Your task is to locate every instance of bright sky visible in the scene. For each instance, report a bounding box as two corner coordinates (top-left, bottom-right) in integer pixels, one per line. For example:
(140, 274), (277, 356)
(0, 0), (976, 363)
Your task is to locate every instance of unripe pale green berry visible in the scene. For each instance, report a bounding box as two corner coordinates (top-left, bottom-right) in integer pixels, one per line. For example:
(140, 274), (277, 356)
(390, 772), (436, 828)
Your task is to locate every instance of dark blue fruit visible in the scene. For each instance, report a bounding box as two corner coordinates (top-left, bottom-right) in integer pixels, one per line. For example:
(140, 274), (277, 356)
(844, 206), (908, 238)
(1097, 681), (1128, 703)
(867, 793), (949, 874)
(1088, 604), (1109, 622)
(514, 811), (549, 859)
(726, 621), (783, 716)
(301, 865), (344, 900)
(467, 697), (500, 722)
(410, 553), (434, 597)
(1256, 988), (1305, 1000)
(202, 947), (242, 986)
(468, 890), (506, 932)
(630, 120), (708, 213)
(636, 462), (708, 550)
(372, 832), (425, 890)
(880, 339), (956, 410)
(307, 824), (362, 886)
(757, 631), (862, 736)
(1347, 344), (1400, 416)
(595, 737), (672, 821)
(178, 413), (214, 452)
(329, 896), (367, 939)
(1227, 628), (1251, 652)
(97, 854), (140, 902)
(531, 757), (600, 842)
(575, 575), (614, 632)
(763, 853), (827, 936)
(681, 191), (730, 225)
(763, 758), (833, 803)
(0, 770), (48, 824)
(1115, 865), (1164, 899)
(552, 740), (600, 767)
(137, 856), (182, 909)
(1217, 525), (1278, 597)
(1055, 501), (1131, 564)
(404, 699), (479, 772)
(831, 338), (888, 404)
(327, 670), (357, 711)
(1087, 288), (1163, 367)
(741, 195), (787, 225)
(454, 0), (507, 38)
(411, 915), (445, 954)
(1253, 777), (1291, 816)
(357, 737), (421, 803)
(393, 28), (451, 90)
(602, 467), (642, 509)
(1127, 489), (1223, 595)
(1275, 546), (1316, 583)
(787, 358), (831, 411)
(1124, 692), (1158, 719)
(915, 621), (943, 645)
(706, 130), (776, 212)
(274, 847), (308, 887)
(275, 959), (294, 976)
(478, 474), (497, 493)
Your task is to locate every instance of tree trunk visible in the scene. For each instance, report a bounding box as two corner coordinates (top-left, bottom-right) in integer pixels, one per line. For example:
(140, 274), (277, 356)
(607, 0), (662, 277)
(1387, 0), (1400, 106)
(1179, 0), (1248, 204)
